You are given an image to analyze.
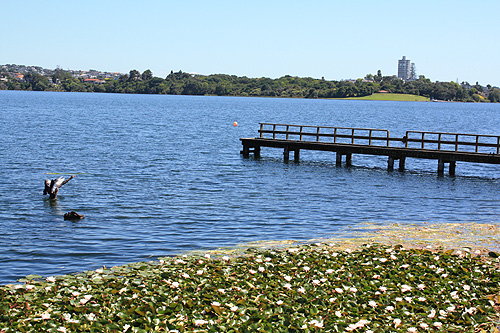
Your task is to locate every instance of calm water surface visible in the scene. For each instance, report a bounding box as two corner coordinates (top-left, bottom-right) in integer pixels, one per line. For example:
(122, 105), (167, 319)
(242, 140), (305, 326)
(1, 91), (499, 284)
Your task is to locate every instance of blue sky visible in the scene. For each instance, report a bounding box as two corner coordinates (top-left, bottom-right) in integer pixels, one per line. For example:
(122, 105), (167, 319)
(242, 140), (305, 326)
(2, 0), (499, 86)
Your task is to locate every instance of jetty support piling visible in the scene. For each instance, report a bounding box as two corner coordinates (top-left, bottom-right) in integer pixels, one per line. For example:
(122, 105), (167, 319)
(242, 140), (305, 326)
(336, 153), (342, 166)
(241, 123), (500, 175)
(438, 159), (445, 175)
(294, 149), (300, 162)
(449, 161), (456, 176)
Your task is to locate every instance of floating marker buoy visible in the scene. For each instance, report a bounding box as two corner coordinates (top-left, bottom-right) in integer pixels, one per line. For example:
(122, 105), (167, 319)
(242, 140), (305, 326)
(233, 121), (238, 127)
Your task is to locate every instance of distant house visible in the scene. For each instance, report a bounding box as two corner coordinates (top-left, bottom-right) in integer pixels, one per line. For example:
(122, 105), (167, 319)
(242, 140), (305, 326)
(83, 78), (105, 84)
(377, 90), (389, 93)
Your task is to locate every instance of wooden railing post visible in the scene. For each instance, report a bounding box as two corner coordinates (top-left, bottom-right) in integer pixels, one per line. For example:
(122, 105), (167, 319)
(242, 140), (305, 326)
(475, 136), (479, 153)
(369, 130), (373, 146)
(260, 123), (264, 138)
(273, 124), (276, 139)
(351, 129), (355, 144)
(421, 132), (425, 149)
(438, 133), (442, 150)
(300, 126), (303, 141)
(316, 127), (320, 142)
(286, 125), (289, 140)
(497, 137), (500, 154)
(455, 134), (459, 151)
(334, 128), (337, 143)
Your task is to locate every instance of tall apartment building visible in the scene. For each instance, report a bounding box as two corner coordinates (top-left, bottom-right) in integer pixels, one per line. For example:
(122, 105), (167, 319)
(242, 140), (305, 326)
(398, 56), (416, 81)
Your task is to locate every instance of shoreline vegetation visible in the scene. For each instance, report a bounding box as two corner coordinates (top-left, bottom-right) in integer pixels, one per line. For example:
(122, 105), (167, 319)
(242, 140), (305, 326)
(1, 223), (499, 332)
(1, 65), (499, 103)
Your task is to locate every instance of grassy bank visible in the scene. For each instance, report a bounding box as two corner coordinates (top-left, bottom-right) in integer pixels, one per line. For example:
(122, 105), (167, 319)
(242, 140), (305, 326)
(1, 223), (500, 332)
(337, 93), (430, 102)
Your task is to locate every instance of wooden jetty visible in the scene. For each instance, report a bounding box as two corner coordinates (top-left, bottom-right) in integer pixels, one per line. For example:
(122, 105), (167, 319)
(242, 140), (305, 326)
(240, 123), (500, 175)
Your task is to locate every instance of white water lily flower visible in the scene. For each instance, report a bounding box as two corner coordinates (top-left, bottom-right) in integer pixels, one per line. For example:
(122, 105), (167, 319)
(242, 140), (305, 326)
(303, 266), (311, 272)
(464, 307), (477, 314)
(57, 327), (67, 333)
(401, 284), (412, 293)
(385, 306), (395, 312)
(408, 327), (417, 333)
(46, 276), (56, 283)
(335, 288), (343, 293)
(222, 256), (230, 261)
(420, 323), (429, 329)
(417, 283), (425, 290)
(379, 286), (387, 292)
(433, 322), (442, 328)
(284, 283), (292, 289)
(181, 273), (190, 279)
(284, 275), (292, 281)
(258, 266), (265, 272)
(194, 319), (208, 326)
(428, 309), (436, 318)
(230, 306), (239, 312)
(171, 282), (179, 289)
(249, 269), (256, 274)
(204, 254), (211, 259)
(393, 318), (402, 328)
(41, 312), (51, 320)
(211, 301), (221, 307)
(276, 300), (284, 305)
(368, 300), (377, 308)
(373, 274), (381, 279)
(312, 279), (320, 285)
(335, 310), (342, 317)
(463, 284), (471, 291)
(298, 287), (306, 293)
(309, 319), (323, 328)
(197, 269), (204, 276)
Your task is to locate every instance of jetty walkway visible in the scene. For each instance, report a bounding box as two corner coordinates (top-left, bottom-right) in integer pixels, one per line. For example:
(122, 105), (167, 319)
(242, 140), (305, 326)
(240, 123), (500, 175)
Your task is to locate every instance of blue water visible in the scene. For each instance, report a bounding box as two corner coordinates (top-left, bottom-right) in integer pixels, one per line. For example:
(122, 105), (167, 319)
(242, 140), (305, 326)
(1, 91), (499, 284)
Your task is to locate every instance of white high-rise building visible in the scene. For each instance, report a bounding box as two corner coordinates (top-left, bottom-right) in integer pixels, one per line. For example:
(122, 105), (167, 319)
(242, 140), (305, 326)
(398, 56), (415, 81)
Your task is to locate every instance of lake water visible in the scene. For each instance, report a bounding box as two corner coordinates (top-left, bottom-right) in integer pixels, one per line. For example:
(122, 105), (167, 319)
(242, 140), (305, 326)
(1, 90), (500, 284)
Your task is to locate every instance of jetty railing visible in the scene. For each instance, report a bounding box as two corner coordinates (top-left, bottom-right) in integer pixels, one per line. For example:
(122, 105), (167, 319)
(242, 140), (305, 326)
(258, 123), (500, 155)
(404, 131), (500, 154)
(258, 123), (396, 147)
(243, 123), (500, 175)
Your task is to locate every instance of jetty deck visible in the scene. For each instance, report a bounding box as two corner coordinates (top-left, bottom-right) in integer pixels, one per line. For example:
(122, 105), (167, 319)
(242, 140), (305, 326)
(240, 123), (500, 175)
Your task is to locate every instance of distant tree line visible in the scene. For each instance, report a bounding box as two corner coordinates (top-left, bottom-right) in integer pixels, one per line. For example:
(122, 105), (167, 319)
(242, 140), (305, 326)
(1, 68), (499, 103)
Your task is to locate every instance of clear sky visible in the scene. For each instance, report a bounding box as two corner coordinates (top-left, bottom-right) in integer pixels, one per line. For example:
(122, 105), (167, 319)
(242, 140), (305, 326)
(2, 0), (499, 86)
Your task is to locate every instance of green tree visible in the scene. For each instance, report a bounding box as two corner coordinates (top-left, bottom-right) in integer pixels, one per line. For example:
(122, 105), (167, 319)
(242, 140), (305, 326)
(128, 70), (141, 82)
(141, 69), (153, 81)
(488, 88), (500, 102)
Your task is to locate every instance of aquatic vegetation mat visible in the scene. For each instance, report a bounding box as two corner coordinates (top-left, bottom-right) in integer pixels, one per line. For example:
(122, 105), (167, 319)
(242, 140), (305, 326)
(1, 243), (499, 332)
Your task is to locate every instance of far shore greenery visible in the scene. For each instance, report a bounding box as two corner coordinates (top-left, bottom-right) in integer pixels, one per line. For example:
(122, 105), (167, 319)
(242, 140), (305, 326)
(1, 66), (499, 103)
(1, 223), (500, 332)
